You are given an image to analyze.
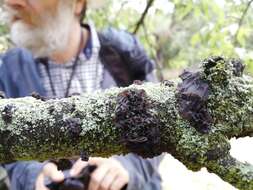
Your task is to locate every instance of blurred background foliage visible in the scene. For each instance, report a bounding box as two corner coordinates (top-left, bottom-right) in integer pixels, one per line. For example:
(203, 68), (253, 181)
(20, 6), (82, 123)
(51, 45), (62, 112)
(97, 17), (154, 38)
(1, 0), (253, 78)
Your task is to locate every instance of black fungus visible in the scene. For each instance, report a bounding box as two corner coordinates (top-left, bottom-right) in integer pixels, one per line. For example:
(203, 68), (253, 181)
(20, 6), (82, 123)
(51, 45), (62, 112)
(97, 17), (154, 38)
(63, 118), (82, 138)
(31, 92), (48, 101)
(68, 92), (81, 97)
(202, 56), (245, 78)
(115, 89), (161, 158)
(177, 71), (212, 133)
(1, 104), (15, 124)
(48, 105), (56, 115)
(162, 80), (174, 87)
(230, 59), (245, 77)
(202, 56), (225, 75)
(133, 80), (143, 85)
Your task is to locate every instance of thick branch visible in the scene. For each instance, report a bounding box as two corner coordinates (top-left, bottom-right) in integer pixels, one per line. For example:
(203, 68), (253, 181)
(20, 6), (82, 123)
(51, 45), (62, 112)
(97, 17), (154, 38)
(207, 155), (253, 190)
(0, 57), (252, 189)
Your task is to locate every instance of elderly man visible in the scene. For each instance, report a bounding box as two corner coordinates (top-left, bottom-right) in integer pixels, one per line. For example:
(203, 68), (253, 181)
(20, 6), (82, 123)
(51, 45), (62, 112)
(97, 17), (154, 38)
(0, 0), (163, 190)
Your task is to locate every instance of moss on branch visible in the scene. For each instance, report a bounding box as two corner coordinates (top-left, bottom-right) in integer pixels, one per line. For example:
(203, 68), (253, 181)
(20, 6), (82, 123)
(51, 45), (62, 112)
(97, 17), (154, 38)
(0, 56), (252, 189)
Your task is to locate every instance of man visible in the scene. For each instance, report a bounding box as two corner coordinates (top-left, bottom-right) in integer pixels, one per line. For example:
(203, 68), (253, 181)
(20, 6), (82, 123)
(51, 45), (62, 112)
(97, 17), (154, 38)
(0, 0), (163, 190)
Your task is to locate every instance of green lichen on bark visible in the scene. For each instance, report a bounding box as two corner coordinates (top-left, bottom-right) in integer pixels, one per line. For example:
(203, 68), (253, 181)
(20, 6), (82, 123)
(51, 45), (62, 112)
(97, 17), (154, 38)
(0, 56), (252, 189)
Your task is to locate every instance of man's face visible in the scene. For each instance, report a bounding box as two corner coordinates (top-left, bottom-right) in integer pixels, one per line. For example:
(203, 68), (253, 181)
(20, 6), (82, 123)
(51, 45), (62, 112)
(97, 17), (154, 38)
(3, 0), (76, 57)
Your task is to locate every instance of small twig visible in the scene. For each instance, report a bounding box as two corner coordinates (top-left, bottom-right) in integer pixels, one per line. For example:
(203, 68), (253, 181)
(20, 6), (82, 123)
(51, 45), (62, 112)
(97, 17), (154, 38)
(233, 0), (253, 45)
(133, 0), (155, 34)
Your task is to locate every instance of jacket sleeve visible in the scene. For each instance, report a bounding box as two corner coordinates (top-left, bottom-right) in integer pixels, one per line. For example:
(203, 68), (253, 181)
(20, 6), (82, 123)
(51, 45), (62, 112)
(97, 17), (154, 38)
(145, 70), (159, 82)
(113, 153), (165, 190)
(121, 32), (158, 83)
(2, 154), (164, 190)
(2, 161), (44, 190)
(0, 55), (5, 93)
(99, 28), (158, 84)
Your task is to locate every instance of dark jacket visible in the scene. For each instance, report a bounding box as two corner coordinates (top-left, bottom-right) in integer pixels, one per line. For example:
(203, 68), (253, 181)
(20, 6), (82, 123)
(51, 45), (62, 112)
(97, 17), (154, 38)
(0, 28), (163, 190)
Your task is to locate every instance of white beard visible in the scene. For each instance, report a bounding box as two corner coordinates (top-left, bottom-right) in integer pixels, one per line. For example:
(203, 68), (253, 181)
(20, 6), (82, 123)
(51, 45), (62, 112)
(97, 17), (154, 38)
(4, 1), (75, 58)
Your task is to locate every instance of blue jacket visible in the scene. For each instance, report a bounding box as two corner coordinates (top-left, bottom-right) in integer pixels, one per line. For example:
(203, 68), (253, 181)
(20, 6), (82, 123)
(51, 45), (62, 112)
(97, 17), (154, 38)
(0, 28), (156, 98)
(0, 28), (162, 190)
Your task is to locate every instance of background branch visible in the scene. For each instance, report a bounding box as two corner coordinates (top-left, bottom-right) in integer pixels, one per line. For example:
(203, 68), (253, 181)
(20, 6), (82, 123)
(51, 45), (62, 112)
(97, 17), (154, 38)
(133, 0), (155, 34)
(233, 0), (253, 45)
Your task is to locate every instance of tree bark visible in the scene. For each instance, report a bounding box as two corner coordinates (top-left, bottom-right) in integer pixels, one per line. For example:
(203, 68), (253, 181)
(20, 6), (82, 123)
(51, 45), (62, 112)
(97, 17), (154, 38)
(0, 57), (252, 189)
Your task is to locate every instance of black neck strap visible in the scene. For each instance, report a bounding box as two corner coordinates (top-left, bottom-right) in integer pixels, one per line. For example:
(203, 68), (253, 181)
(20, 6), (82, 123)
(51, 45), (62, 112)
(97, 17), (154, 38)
(64, 31), (84, 98)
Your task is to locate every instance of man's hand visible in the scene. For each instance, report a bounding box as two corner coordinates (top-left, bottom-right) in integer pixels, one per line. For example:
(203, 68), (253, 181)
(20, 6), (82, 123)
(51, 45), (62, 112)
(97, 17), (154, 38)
(71, 157), (129, 190)
(35, 162), (65, 190)
(35, 157), (129, 190)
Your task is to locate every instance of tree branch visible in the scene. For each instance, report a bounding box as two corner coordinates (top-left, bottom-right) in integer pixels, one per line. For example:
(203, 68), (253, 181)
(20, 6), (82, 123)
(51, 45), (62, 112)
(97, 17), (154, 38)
(233, 0), (253, 45)
(0, 57), (252, 189)
(133, 0), (155, 34)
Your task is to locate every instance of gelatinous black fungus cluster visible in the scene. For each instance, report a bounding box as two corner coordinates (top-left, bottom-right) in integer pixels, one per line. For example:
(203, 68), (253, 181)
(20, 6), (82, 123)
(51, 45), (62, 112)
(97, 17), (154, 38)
(177, 71), (212, 133)
(202, 56), (245, 78)
(31, 92), (48, 101)
(68, 92), (81, 97)
(115, 89), (161, 157)
(133, 80), (143, 85)
(230, 59), (245, 77)
(1, 104), (15, 124)
(63, 118), (82, 138)
(162, 80), (175, 87)
(202, 56), (225, 75)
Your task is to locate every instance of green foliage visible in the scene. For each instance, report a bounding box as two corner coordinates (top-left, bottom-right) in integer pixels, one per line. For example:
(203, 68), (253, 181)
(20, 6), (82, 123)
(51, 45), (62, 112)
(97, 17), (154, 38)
(87, 0), (253, 76)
